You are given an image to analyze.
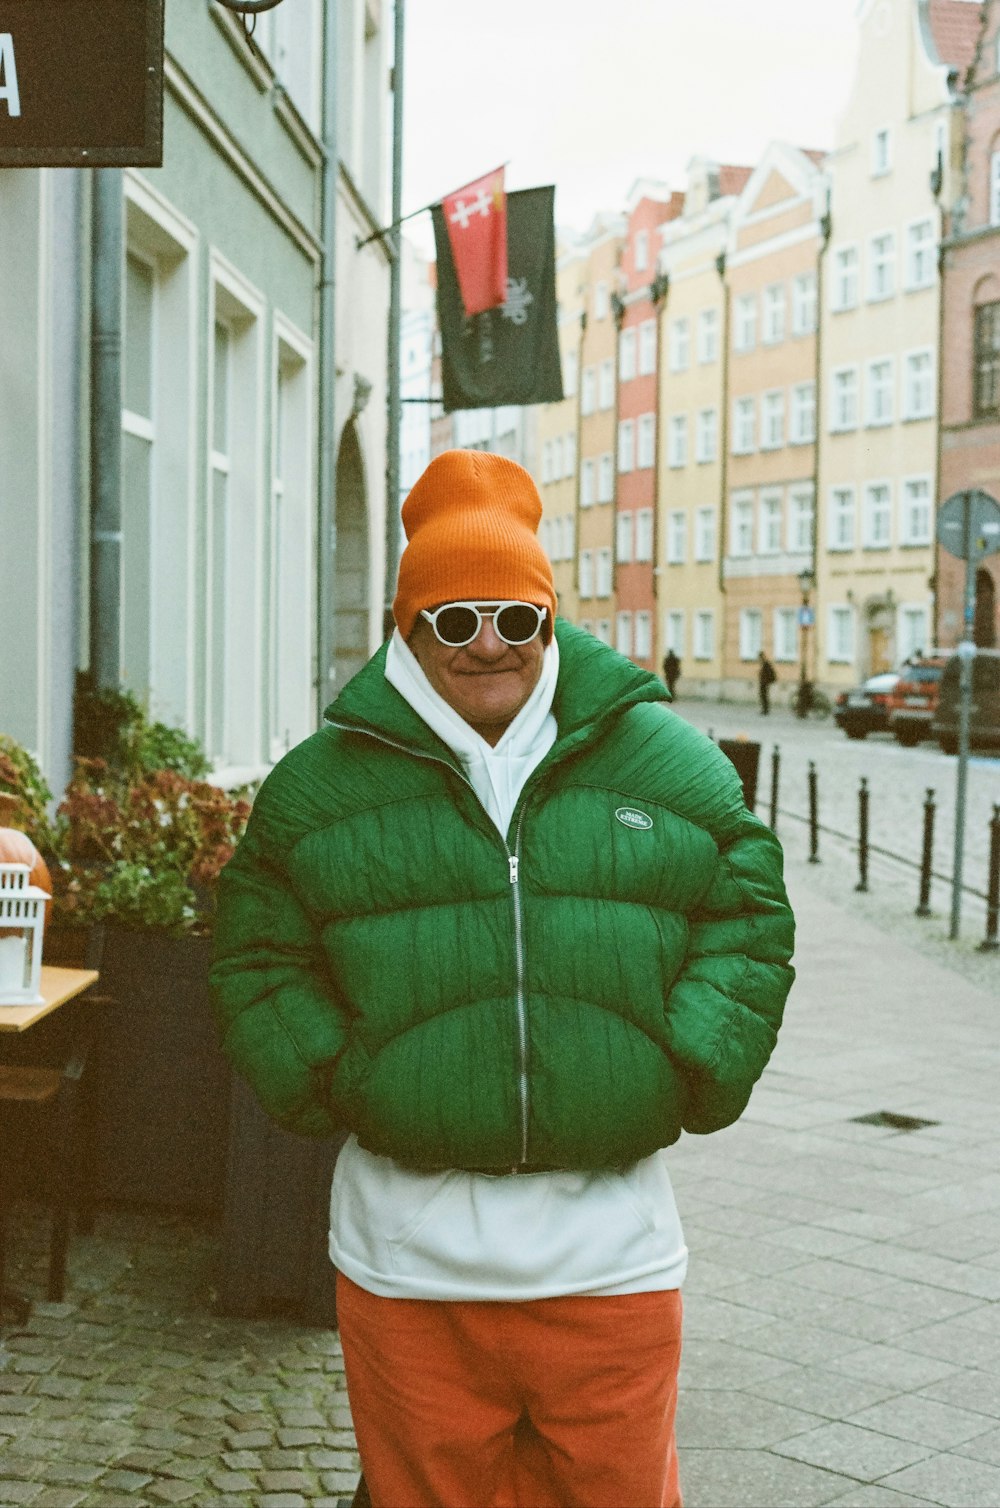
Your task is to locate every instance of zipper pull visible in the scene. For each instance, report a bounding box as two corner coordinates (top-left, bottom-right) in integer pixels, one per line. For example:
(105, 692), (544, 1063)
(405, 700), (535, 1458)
(509, 855), (519, 884)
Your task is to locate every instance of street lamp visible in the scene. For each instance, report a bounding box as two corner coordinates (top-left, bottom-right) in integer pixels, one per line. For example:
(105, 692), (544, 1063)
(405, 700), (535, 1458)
(796, 568), (816, 718)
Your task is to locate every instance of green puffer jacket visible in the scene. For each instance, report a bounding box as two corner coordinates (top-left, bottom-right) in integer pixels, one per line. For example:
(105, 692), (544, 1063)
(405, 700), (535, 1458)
(210, 621), (795, 1169)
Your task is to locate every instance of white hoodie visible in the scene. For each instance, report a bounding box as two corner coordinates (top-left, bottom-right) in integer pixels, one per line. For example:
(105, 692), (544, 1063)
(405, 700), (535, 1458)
(328, 630), (687, 1300)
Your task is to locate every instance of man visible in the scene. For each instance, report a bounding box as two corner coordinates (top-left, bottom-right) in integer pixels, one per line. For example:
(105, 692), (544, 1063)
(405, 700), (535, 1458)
(211, 450), (795, 1508)
(758, 650), (777, 716)
(662, 647), (681, 698)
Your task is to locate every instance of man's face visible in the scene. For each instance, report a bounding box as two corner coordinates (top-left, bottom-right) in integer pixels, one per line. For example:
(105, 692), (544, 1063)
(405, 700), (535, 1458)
(408, 605), (546, 746)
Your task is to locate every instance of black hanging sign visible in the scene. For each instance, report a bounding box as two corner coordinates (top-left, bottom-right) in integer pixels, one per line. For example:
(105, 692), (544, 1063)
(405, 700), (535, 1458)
(0, 0), (164, 167)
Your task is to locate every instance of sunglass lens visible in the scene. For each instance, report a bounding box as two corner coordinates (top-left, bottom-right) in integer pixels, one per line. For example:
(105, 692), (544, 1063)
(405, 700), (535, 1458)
(495, 604), (541, 644)
(435, 605), (480, 644)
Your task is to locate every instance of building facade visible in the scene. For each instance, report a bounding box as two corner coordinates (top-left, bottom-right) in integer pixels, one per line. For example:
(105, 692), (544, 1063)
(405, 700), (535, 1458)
(538, 241), (585, 621)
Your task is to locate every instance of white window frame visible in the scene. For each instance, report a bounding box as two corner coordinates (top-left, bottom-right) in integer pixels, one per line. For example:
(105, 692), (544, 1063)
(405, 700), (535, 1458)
(596, 547), (613, 598)
(616, 611), (633, 657)
(866, 357), (894, 426)
(904, 218), (937, 291)
(730, 493), (754, 557)
(619, 327), (637, 382)
(830, 365), (860, 432)
(787, 486), (814, 554)
(618, 420), (635, 474)
(791, 273), (817, 335)
(694, 506), (715, 563)
(827, 605), (855, 664)
(639, 318), (657, 375)
(594, 280), (609, 320)
(598, 358), (614, 410)
(616, 510), (633, 563)
(831, 244), (860, 312)
(871, 126), (892, 177)
(734, 294), (757, 352)
(581, 365), (596, 416)
(760, 389), (784, 451)
(634, 229), (649, 271)
(867, 230), (896, 302)
(739, 608), (763, 662)
(901, 475), (932, 546)
(579, 548), (594, 598)
(634, 610), (652, 660)
(697, 307), (719, 363)
(759, 489), (783, 555)
(863, 480), (893, 549)
(580, 457), (596, 508)
(773, 607), (798, 663)
(597, 451), (614, 504)
(635, 507), (654, 562)
(665, 610), (685, 657)
(902, 347), (935, 420)
(733, 396), (755, 454)
(666, 509), (687, 565)
(695, 407), (718, 464)
(790, 382), (816, 444)
(899, 605), (930, 662)
(693, 609), (714, 661)
(637, 413), (656, 470)
(667, 414), (688, 469)
(668, 317), (690, 373)
(828, 485), (856, 551)
(991, 151), (1000, 228)
(762, 283), (785, 345)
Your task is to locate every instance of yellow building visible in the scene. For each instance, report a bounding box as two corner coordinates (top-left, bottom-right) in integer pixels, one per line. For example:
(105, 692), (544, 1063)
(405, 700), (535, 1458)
(657, 160), (750, 694)
(818, 0), (978, 682)
(536, 242), (586, 622)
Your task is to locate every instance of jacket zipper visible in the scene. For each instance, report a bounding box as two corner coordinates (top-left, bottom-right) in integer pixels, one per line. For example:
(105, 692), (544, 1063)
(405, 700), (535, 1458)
(327, 717), (533, 1166)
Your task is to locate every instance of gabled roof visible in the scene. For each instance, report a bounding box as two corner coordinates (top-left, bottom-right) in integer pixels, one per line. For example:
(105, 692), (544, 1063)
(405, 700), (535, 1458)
(717, 165), (753, 196)
(927, 0), (983, 76)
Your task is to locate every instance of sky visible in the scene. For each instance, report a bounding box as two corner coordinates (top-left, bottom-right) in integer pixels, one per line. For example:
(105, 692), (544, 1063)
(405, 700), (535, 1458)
(401, 0), (865, 254)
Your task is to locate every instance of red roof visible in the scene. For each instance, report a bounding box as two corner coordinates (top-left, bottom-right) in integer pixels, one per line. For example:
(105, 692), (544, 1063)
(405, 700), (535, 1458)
(718, 165), (753, 196)
(928, 0), (982, 76)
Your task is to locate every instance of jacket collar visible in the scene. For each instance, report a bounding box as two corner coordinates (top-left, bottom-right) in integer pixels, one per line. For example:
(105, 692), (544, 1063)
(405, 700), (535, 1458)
(324, 619), (670, 759)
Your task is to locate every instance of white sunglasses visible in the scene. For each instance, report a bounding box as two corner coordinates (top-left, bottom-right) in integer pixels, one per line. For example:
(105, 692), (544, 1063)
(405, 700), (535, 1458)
(420, 601), (547, 648)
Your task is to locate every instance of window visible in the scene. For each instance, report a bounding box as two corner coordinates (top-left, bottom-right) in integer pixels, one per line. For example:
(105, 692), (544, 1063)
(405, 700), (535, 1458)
(667, 510), (686, 564)
(773, 607), (798, 662)
(872, 127), (892, 177)
(639, 318), (657, 374)
(905, 219), (936, 290)
(635, 508), (654, 561)
(693, 610), (714, 660)
(828, 486), (856, 550)
(581, 366), (596, 416)
(792, 273), (817, 335)
(668, 317), (690, 372)
(618, 420), (635, 473)
(868, 232), (896, 301)
(580, 457), (595, 507)
(564, 431), (576, 476)
(790, 382), (816, 443)
(900, 605), (930, 661)
(598, 359), (614, 409)
(638, 413), (656, 469)
(730, 495), (754, 556)
(616, 511), (633, 562)
(665, 610), (685, 656)
(697, 308), (719, 363)
(788, 487), (814, 553)
(866, 357), (894, 426)
(596, 548), (613, 597)
(634, 611), (652, 660)
(634, 229), (649, 271)
(122, 252), (156, 704)
(596, 619), (612, 644)
(902, 476), (932, 545)
(619, 328), (636, 381)
(739, 609), (763, 661)
(579, 548), (594, 597)
(563, 349), (578, 397)
(616, 611), (633, 657)
(541, 440), (552, 485)
(733, 396), (755, 454)
(734, 294), (756, 351)
(694, 506), (715, 562)
(760, 390), (784, 450)
(594, 281), (608, 320)
(830, 365), (859, 431)
(991, 152), (1000, 228)
(828, 606), (855, 663)
(759, 491), (783, 554)
(667, 415), (688, 469)
(831, 245), (860, 311)
(763, 284), (785, 344)
(903, 349), (935, 420)
(863, 481), (892, 548)
(560, 514), (575, 560)
(974, 301), (1000, 418)
(598, 452), (614, 503)
(551, 436), (563, 480)
(695, 407), (718, 464)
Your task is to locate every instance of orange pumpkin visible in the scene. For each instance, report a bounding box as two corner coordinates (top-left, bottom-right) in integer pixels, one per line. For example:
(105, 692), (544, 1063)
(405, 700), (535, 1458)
(0, 826), (52, 938)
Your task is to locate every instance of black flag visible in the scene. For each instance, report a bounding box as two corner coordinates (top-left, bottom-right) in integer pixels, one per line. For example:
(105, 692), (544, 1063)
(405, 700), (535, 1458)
(432, 185), (564, 412)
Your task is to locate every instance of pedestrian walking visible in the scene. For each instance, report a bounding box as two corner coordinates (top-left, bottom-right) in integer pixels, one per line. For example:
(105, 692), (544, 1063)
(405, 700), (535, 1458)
(210, 450), (795, 1508)
(662, 647), (681, 698)
(758, 650), (777, 716)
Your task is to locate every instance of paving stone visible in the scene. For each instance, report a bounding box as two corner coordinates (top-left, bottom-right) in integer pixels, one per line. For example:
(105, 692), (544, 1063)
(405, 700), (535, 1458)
(677, 1389), (825, 1449)
(318, 1475), (361, 1496)
(677, 1447), (851, 1508)
(37, 1464), (104, 1486)
(830, 1343), (962, 1391)
(209, 1471), (258, 1492)
(846, 1393), (995, 1450)
(822, 1486), (946, 1505)
(29, 1492), (89, 1508)
(147, 1481), (202, 1504)
(228, 1431), (276, 1450)
(254, 1497), (308, 1508)
(951, 1423), (1000, 1467)
(222, 1449), (265, 1470)
(276, 1410), (326, 1429)
(276, 1429), (323, 1447)
(0, 1481), (41, 1504)
(772, 1420), (934, 1481)
(96, 1470), (155, 1492)
(881, 1451), (1000, 1506)
(258, 1471), (313, 1492)
(751, 1367), (902, 1421)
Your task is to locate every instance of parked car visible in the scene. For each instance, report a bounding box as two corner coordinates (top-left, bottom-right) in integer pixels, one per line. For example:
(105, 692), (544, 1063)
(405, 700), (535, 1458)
(932, 648), (1000, 753)
(887, 654), (949, 746)
(833, 671), (901, 739)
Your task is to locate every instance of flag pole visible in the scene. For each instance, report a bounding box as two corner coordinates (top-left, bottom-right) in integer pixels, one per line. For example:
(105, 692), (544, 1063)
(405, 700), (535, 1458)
(358, 163), (511, 250)
(383, 0), (406, 633)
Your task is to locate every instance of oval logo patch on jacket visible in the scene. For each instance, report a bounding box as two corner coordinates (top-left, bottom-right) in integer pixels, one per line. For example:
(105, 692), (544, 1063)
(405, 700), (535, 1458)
(615, 807), (653, 831)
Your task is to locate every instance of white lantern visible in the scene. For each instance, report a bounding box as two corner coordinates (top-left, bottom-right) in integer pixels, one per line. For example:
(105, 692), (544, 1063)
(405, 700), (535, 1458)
(0, 862), (49, 1006)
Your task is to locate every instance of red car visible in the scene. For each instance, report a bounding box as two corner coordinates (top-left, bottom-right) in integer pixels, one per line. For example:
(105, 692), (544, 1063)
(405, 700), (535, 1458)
(886, 654), (949, 747)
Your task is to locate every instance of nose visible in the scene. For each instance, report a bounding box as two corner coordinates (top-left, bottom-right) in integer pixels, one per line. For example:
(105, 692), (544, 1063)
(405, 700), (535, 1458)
(468, 615), (508, 658)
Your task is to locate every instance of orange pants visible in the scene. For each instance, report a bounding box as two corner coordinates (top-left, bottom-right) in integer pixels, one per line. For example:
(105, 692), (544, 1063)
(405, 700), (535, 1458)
(337, 1273), (683, 1508)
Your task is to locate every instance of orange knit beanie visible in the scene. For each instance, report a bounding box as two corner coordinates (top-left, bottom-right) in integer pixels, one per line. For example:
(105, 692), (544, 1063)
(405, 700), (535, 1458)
(392, 450), (557, 640)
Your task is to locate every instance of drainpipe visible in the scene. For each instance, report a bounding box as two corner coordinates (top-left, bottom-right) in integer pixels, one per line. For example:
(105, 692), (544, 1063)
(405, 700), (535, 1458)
(89, 168), (123, 690)
(383, 0), (405, 633)
(813, 196), (831, 665)
(715, 250), (730, 686)
(316, 0), (338, 723)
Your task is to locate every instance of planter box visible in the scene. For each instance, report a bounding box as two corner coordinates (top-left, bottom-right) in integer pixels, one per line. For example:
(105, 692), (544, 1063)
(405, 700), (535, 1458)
(89, 926), (231, 1215)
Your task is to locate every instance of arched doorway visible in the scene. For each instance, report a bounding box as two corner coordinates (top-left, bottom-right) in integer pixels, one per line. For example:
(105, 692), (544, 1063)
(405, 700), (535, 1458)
(974, 566), (997, 648)
(333, 422), (370, 692)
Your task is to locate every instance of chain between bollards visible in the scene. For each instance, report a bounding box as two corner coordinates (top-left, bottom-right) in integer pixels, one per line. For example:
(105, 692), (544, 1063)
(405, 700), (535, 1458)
(980, 804), (1000, 954)
(856, 776), (869, 892)
(769, 746), (780, 833)
(807, 761), (820, 864)
(915, 788), (935, 917)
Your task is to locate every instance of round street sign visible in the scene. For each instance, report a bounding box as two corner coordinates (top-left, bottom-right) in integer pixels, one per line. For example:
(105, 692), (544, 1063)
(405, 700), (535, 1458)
(936, 490), (1000, 561)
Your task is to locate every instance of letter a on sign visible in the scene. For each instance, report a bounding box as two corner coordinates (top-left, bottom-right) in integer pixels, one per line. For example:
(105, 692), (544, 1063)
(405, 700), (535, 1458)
(0, 33), (20, 117)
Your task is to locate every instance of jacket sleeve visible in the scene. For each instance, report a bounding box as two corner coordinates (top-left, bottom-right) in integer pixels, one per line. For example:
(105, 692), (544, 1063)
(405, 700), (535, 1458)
(209, 812), (348, 1137)
(665, 798), (795, 1136)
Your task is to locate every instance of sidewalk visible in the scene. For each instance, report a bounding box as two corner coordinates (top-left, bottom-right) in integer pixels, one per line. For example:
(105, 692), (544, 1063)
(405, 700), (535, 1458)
(1, 857), (999, 1506)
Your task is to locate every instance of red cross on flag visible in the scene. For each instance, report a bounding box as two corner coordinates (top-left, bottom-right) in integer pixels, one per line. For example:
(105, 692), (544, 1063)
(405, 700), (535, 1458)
(441, 166), (508, 318)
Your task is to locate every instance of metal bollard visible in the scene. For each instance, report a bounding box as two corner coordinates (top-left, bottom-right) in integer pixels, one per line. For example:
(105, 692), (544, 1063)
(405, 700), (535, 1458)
(769, 745), (780, 833)
(915, 788), (935, 918)
(808, 761), (820, 864)
(856, 776), (870, 892)
(979, 804), (1000, 954)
